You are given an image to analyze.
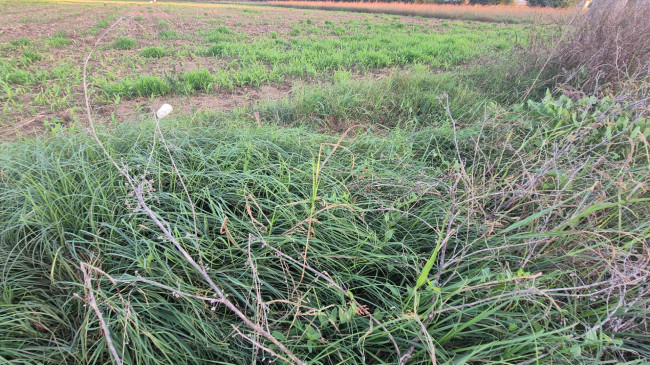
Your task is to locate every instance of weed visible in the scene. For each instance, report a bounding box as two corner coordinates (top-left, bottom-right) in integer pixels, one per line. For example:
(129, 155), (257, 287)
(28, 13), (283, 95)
(21, 50), (43, 64)
(203, 26), (233, 43)
(203, 43), (228, 57)
(182, 69), (214, 92)
(159, 30), (181, 40)
(112, 37), (137, 50)
(88, 14), (116, 35)
(4, 70), (34, 85)
(214, 25), (230, 34)
(46, 31), (70, 47)
(133, 75), (171, 96)
(43, 118), (65, 135)
(139, 46), (168, 58)
(9, 37), (31, 47)
(554, 0), (650, 89)
(330, 26), (345, 36)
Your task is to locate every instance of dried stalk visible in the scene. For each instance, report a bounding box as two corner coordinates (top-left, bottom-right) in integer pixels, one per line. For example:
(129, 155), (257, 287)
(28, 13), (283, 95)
(78, 264), (123, 365)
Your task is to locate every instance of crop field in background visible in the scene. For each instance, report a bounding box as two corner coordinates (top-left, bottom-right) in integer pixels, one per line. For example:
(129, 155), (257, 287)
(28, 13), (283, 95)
(1, 0), (649, 364)
(0, 0), (531, 139)
(268, 1), (576, 23)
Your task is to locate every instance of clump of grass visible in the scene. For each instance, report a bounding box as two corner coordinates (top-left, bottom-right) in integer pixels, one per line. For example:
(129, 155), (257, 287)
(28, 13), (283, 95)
(4, 70), (34, 85)
(101, 75), (172, 98)
(289, 28), (301, 36)
(204, 26), (232, 43)
(330, 26), (345, 35)
(134, 15), (144, 21)
(203, 43), (228, 57)
(21, 50), (43, 64)
(159, 29), (181, 40)
(155, 20), (170, 29)
(181, 69), (214, 92)
(46, 31), (70, 47)
(259, 67), (482, 129)
(112, 37), (137, 50)
(133, 75), (171, 96)
(9, 37), (31, 46)
(214, 25), (230, 34)
(95, 18), (110, 29)
(139, 46), (168, 58)
(88, 15), (116, 35)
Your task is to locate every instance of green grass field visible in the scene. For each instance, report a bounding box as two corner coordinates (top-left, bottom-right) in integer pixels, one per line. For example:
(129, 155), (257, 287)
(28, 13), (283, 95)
(0, 0), (649, 364)
(0, 0), (527, 135)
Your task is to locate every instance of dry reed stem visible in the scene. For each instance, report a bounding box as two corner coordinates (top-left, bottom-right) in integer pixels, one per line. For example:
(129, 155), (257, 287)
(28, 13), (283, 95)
(78, 264), (124, 365)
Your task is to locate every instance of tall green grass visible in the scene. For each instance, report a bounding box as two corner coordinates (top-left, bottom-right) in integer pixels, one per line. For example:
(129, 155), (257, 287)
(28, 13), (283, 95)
(258, 67), (484, 130)
(1, 87), (648, 363)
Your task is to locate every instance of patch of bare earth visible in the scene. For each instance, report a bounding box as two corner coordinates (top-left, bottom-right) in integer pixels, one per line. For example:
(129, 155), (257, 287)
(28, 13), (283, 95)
(99, 84), (291, 124)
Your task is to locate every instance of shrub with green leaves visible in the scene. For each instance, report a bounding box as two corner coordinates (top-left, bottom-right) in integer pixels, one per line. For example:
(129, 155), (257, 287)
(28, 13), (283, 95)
(523, 90), (650, 154)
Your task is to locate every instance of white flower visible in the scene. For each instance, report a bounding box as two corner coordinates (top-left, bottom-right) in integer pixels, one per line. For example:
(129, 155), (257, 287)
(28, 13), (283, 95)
(156, 104), (173, 119)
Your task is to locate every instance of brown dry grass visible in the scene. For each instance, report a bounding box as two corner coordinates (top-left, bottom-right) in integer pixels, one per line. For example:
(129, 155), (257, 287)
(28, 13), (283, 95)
(555, 0), (650, 89)
(268, 1), (576, 23)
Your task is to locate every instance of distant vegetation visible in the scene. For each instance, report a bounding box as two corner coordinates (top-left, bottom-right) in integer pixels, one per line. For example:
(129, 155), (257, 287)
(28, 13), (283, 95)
(268, 1), (577, 22)
(272, 0), (583, 7)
